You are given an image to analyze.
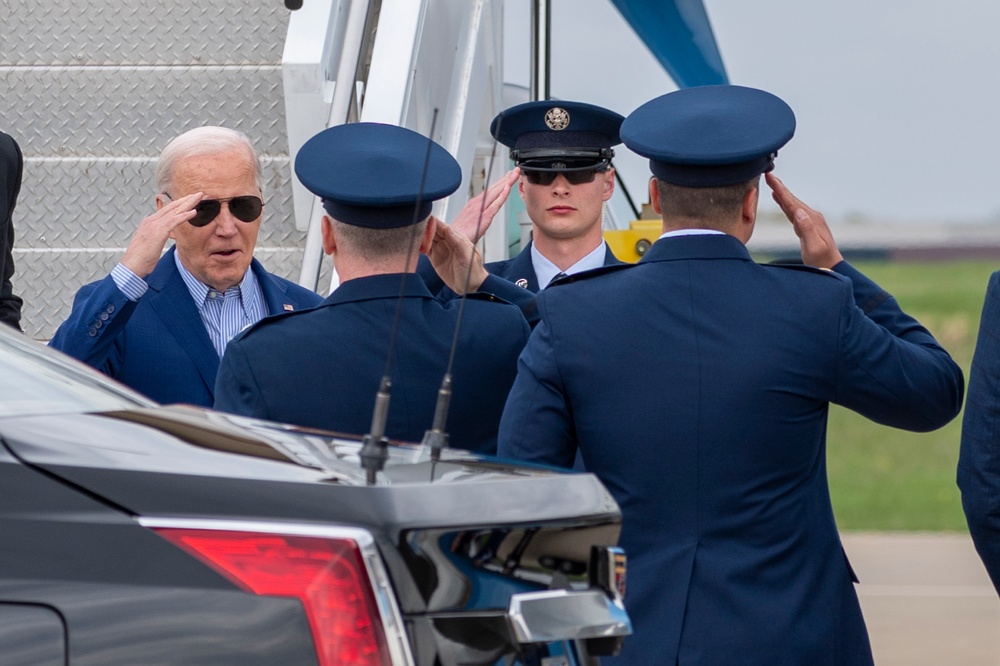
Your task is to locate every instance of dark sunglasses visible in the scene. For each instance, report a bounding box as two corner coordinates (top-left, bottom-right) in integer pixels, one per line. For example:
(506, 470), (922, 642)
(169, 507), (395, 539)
(163, 193), (264, 227)
(523, 169), (600, 186)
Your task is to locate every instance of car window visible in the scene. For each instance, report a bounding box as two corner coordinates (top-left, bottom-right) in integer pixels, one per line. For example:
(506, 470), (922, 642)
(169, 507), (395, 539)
(0, 330), (154, 417)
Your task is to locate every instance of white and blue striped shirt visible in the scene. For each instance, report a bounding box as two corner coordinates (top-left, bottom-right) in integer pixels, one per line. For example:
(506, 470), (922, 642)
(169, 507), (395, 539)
(174, 253), (266, 357)
(110, 254), (267, 358)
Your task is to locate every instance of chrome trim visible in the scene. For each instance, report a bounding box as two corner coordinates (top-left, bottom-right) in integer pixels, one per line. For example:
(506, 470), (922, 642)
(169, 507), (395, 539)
(507, 589), (631, 644)
(593, 545), (627, 603)
(139, 517), (415, 666)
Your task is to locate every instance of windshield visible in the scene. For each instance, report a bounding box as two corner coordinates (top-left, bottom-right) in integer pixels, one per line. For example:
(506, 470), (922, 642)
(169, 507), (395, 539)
(0, 326), (155, 417)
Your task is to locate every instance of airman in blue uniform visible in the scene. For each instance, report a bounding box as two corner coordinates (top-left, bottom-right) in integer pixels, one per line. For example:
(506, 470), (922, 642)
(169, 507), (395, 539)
(214, 123), (529, 453)
(421, 100), (625, 302)
(959, 273), (1000, 594)
(498, 85), (964, 664)
(487, 100), (625, 289)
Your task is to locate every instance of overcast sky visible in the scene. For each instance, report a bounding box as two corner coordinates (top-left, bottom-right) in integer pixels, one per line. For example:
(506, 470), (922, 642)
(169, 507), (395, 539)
(503, 0), (1000, 226)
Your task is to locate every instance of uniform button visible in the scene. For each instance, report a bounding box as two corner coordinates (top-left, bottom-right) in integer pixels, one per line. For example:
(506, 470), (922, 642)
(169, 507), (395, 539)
(88, 328), (97, 337)
(106, 304), (115, 313)
(100, 312), (109, 320)
(94, 320), (102, 329)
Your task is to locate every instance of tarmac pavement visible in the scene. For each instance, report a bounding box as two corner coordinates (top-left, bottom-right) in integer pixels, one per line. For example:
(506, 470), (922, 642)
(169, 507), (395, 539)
(842, 532), (1000, 665)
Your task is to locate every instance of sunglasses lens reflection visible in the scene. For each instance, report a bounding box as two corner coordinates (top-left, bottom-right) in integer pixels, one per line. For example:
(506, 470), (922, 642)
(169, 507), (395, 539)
(189, 196), (263, 227)
(190, 201), (220, 227)
(524, 170), (598, 186)
(229, 196), (263, 222)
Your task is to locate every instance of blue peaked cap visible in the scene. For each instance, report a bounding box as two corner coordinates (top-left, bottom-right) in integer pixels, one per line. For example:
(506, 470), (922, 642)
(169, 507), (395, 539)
(295, 122), (462, 228)
(491, 100), (624, 172)
(621, 85), (795, 187)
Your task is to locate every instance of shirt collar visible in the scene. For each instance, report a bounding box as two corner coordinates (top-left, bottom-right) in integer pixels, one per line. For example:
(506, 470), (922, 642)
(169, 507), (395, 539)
(658, 228), (726, 240)
(531, 241), (608, 289)
(174, 250), (254, 306)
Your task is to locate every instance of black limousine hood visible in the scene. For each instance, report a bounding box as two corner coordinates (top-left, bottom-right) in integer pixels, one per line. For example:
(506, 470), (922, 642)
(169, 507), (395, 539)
(0, 405), (619, 532)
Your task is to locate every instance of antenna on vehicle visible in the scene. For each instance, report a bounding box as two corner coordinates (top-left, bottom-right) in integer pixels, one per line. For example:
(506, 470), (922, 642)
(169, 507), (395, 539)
(422, 115), (504, 462)
(359, 110), (440, 485)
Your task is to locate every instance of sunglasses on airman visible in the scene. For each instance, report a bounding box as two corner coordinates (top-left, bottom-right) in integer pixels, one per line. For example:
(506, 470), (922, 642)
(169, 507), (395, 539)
(162, 193), (264, 227)
(523, 169), (600, 186)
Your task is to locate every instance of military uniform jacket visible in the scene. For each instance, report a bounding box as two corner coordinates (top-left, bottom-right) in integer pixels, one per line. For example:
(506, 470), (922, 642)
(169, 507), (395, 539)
(959, 269), (1000, 594)
(484, 239), (622, 293)
(417, 240), (622, 326)
(214, 273), (530, 454)
(49, 247), (321, 407)
(498, 234), (963, 665)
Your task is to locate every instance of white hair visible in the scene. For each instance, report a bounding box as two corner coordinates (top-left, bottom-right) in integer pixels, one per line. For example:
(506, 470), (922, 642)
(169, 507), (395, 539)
(154, 126), (263, 195)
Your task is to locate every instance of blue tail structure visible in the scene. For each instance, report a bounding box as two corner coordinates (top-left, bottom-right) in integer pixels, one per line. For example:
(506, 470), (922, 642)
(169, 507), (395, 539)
(610, 0), (728, 87)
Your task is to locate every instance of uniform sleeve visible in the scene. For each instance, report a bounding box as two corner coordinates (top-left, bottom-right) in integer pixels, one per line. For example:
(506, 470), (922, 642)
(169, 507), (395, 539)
(49, 274), (139, 376)
(497, 314), (577, 468)
(959, 270), (1000, 594)
(830, 261), (964, 431)
(478, 274), (539, 328)
(414, 254), (449, 296)
(214, 339), (269, 419)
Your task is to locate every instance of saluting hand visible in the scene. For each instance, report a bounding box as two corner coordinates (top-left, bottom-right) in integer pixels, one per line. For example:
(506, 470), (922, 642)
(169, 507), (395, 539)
(450, 168), (520, 244)
(425, 216), (489, 294)
(121, 192), (204, 278)
(766, 173), (843, 270)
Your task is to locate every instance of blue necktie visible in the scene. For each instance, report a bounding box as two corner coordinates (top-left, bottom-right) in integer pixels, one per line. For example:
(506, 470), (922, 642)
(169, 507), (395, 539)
(546, 272), (568, 288)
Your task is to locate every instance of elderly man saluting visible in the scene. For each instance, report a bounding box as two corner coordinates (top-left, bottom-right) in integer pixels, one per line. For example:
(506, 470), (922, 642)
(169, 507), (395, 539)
(498, 86), (964, 665)
(50, 126), (322, 406)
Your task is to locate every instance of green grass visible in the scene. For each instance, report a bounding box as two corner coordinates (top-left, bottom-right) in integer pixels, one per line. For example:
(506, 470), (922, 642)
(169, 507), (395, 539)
(807, 260), (996, 531)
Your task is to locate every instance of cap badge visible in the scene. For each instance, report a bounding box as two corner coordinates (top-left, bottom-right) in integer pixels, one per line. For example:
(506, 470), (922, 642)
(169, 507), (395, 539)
(545, 107), (570, 131)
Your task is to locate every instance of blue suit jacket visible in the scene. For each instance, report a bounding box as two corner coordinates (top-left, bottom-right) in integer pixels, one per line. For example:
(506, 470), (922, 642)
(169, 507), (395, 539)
(49, 247), (321, 406)
(959, 269), (1000, 594)
(214, 273), (530, 454)
(499, 234), (963, 665)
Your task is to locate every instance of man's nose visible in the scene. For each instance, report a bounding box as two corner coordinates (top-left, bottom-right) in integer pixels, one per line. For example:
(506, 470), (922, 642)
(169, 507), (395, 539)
(213, 204), (240, 235)
(552, 174), (572, 194)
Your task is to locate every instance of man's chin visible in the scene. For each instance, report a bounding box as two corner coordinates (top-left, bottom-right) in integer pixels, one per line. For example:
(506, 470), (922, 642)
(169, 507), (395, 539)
(206, 265), (250, 291)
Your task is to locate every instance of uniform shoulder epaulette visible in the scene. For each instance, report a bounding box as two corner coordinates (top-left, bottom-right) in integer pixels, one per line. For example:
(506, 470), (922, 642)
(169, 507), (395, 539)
(762, 261), (843, 279)
(461, 290), (517, 306)
(549, 263), (633, 287)
(230, 306), (314, 343)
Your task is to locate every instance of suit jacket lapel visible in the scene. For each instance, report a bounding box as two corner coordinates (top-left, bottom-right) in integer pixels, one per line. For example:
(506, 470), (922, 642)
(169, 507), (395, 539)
(508, 242), (540, 292)
(604, 244), (624, 266)
(145, 249), (220, 393)
(252, 259), (295, 315)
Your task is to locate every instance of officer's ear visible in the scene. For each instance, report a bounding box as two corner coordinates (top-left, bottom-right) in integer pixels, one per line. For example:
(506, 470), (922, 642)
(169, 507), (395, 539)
(741, 184), (759, 225)
(418, 216), (438, 255)
(321, 215), (337, 256)
(649, 178), (662, 214)
(602, 167), (615, 201)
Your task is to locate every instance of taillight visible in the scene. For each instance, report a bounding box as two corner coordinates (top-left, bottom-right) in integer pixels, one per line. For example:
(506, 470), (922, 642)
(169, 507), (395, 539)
(154, 528), (391, 666)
